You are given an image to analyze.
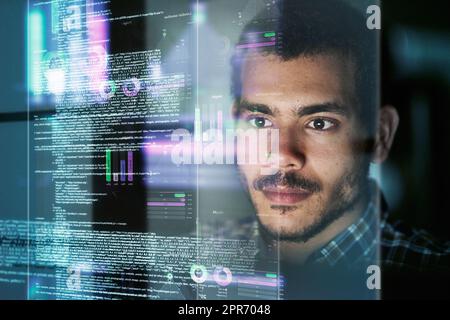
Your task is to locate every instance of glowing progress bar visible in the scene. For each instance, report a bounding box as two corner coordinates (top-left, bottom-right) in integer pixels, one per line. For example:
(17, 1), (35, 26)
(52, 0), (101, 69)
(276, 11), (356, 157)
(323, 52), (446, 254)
(236, 41), (276, 49)
(147, 202), (186, 207)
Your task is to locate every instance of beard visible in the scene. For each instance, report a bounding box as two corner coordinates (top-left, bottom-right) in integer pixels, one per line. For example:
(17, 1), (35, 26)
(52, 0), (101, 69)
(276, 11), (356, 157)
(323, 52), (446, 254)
(242, 161), (370, 243)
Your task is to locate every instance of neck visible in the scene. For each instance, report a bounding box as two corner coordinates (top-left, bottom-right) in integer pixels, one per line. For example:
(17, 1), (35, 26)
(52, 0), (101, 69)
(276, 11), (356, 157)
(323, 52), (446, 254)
(275, 193), (369, 265)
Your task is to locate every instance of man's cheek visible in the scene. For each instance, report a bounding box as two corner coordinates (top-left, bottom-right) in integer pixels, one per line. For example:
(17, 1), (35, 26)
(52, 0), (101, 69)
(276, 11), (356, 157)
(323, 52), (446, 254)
(309, 151), (353, 179)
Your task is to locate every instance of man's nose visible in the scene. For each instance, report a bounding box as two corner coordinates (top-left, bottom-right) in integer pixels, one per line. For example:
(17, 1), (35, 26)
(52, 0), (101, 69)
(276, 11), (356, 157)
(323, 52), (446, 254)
(278, 127), (305, 170)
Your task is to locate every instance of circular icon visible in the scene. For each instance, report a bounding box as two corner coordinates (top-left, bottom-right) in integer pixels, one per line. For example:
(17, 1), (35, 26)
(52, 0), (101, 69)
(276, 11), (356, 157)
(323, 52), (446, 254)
(213, 267), (232, 287)
(88, 45), (107, 69)
(122, 77), (141, 97)
(190, 264), (208, 284)
(44, 52), (67, 95)
(99, 80), (116, 100)
(45, 52), (66, 70)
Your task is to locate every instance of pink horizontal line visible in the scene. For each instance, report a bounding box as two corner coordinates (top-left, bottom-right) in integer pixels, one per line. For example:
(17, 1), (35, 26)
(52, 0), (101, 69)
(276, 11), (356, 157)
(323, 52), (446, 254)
(236, 41), (276, 49)
(238, 279), (278, 287)
(147, 202), (185, 207)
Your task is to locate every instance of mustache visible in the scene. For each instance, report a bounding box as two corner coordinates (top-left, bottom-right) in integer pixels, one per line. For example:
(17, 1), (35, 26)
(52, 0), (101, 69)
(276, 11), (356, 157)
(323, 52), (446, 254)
(253, 171), (321, 193)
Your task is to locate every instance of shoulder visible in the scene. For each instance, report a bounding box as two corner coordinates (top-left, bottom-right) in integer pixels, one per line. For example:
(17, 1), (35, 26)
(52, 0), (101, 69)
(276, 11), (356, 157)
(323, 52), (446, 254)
(381, 216), (450, 272)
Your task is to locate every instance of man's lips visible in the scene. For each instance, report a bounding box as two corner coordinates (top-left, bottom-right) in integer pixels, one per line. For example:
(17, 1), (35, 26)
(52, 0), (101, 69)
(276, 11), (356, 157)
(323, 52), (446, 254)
(261, 187), (312, 205)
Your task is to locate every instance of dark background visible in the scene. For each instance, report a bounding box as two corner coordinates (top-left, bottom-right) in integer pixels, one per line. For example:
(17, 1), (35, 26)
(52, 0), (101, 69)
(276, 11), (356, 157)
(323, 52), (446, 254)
(381, 0), (450, 240)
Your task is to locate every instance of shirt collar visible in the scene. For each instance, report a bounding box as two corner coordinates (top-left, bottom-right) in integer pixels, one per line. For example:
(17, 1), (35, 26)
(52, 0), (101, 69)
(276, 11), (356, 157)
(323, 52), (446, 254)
(307, 198), (380, 267)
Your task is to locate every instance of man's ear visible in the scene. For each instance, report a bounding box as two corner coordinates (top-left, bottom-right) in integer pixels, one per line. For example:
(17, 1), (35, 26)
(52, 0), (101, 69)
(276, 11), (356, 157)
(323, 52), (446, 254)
(372, 105), (399, 163)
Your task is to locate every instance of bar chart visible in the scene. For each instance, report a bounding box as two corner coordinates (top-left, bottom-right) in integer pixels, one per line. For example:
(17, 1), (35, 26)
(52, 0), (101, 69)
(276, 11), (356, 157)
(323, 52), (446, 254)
(105, 150), (134, 184)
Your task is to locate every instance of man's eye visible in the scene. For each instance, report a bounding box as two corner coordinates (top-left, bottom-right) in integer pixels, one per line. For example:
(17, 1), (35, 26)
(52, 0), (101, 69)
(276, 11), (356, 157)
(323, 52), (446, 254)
(306, 118), (336, 131)
(248, 117), (273, 128)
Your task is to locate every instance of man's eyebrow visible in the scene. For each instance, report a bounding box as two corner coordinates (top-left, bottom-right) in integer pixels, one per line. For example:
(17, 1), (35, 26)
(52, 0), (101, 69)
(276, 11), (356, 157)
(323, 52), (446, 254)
(236, 100), (278, 116)
(235, 100), (350, 118)
(297, 103), (350, 117)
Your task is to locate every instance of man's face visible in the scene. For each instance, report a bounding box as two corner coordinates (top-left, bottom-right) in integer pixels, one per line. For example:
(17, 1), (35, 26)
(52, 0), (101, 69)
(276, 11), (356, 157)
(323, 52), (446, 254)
(235, 53), (370, 242)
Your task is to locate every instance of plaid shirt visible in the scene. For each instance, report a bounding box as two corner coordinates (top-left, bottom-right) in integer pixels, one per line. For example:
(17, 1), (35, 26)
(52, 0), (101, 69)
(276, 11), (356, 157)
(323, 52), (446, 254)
(279, 195), (450, 272)
(311, 195), (450, 272)
(308, 201), (379, 268)
(206, 191), (450, 273)
(380, 211), (450, 273)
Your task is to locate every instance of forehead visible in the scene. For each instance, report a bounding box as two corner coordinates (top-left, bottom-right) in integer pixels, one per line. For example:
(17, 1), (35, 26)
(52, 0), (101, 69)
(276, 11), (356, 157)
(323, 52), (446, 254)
(240, 53), (357, 111)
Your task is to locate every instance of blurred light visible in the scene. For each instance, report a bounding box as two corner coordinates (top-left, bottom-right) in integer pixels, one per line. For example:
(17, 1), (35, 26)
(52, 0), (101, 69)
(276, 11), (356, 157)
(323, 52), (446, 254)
(29, 10), (44, 95)
(193, 3), (206, 24)
(46, 69), (65, 95)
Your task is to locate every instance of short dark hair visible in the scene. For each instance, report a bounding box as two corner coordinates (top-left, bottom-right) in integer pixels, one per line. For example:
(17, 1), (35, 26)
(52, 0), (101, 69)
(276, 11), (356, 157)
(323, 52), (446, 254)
(231, 0), (379, 136)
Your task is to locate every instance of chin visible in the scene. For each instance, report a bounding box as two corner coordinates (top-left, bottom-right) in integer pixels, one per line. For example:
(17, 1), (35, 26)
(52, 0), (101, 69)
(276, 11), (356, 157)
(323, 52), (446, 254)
(258, 213), (311, 237)
(260, 223), (311, 241)
(255, 203), (332, 242)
